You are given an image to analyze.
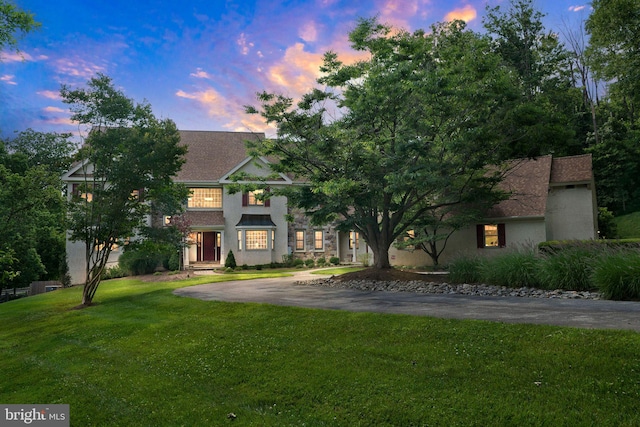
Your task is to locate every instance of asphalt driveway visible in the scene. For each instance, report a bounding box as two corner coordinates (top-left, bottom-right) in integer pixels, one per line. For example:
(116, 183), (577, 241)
(174, 271), (640, 332)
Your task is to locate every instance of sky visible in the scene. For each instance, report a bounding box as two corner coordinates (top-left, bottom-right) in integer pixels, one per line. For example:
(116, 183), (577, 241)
(1, 0), (592, 140)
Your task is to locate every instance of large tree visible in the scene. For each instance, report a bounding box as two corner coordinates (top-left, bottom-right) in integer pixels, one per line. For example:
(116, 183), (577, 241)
(586, 0), (640, 127)
(484, 0), (585, 157)
(245, 19), (516, 269)
(61, 74), (188, 306)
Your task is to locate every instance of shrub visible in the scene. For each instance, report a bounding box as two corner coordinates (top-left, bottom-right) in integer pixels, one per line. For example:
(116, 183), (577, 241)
(293, 258), (305, 267)
(241, 264), (249, 270)
(317, 257), (326, 266)
(101, 265), (127, 280)
(448, 255), (484, 284)
(168, 251), (180, 271)
(256, 264), (263, 270)
(119, 242), (168, 276)
(538, 246), (599, 291)
(330, 256), (340, 266)
(305, 258), (315, 268)
(592, 250), (640, 300)
(481, 250), (541, 288)
(225, 250), (237, 269)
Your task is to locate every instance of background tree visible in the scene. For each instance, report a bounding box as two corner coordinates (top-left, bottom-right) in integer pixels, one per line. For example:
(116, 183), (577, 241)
(0, 130), (73, 293)
(484, 0), (586, 157)
(246, 18), (516, 269)
(0, 0), (39, 55)
(61, 74), (188, 306)
(586, 0), (640, 127)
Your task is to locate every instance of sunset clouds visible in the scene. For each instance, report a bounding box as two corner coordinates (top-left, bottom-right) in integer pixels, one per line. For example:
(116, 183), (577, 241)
(1, 0), (581, 138)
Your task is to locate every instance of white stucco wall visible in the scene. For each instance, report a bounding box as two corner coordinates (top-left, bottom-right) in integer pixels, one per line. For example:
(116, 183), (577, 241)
(546, 185), (597, 241)
(66, 237), (121, 285)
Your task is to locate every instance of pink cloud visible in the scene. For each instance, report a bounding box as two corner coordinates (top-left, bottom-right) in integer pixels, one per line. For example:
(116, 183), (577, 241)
(444, 5), (477, 23)
(569, 5), (588, 12)
(44, 106), (66, 113)
(1, 75), (17, 85)
(38, 90), (61, 100)
(190, 68), (212, 79)
(299, 21), (319, 42)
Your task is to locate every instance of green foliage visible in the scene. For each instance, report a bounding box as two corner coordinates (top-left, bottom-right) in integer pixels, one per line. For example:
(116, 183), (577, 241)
(593, 250), (640, 300)
(168, 251), (180, 271)
(304, 258), (315, 268)
(329, 256), (340, 266)
(597, 207), (618, 239)
(61, 74), (188, 305)
(293, 258), (305, 267)
(316, 257), (326, 266)
(0, 0), (40, 53)
(246, 18), (517, 269)
(225, 250), (237, 269)
(538, 246), (599, 291)
(101, 265), (127, 280)
(119, 241), (171, 276)
(484, 250), (542, 288)
(614, 211), (640, 238)
(448, 256), (485, 284)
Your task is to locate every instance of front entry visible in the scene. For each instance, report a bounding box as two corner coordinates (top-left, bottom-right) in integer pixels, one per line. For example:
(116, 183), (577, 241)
(197, 231), (221, 262)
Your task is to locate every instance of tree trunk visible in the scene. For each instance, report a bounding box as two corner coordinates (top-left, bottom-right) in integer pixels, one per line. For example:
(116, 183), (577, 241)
(371, 241), (392, 269)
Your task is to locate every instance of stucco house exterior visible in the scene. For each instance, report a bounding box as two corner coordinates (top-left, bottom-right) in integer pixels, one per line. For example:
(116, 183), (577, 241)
(390, 154), (598, 266)
(62, 131), (598, 284)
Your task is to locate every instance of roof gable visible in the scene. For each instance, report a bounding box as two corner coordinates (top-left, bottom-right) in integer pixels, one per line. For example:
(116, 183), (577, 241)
(486, 155), (552, 218)
(174, 130), (264, 183)
(550, 154), (593, 185)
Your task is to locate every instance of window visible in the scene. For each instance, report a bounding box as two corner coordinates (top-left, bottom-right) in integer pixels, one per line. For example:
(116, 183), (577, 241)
(349, 231), (360, 249)
(237, 230), (242, 251)
(245, 230), (268, 250)
(314, 230), (324, 251)
(242, 189), (270, 207)
(248, 190), (264, 206)
(188, 188), (222, 208)
(477, 224), (505, 248)
(295, 230), (305, 251)
(397, 230), (415, 250)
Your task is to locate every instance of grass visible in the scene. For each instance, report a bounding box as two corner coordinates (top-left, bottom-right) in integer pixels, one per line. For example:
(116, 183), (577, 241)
(2, 273), (640, 426)
(310, 266), (365, 275)
(615, 211), (640, 238)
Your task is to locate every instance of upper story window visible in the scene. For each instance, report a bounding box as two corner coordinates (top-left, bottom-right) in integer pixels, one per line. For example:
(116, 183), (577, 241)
(242, 189), (270, 207)
(188, 188), (222, 209)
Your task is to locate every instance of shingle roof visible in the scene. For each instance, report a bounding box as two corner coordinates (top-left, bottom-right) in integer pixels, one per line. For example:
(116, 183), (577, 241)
(184, 210), (224, 227)
(550, 154), (593, 184)
(485, 154), (593, 219)
(175, 130), (264, 182)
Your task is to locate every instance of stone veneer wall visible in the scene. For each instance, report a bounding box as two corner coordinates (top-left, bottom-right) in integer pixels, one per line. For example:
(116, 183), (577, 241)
(287, 208), (338, 260)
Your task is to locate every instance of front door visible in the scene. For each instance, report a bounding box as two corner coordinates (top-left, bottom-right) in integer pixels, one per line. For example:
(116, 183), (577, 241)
(201, 231), (221, 262)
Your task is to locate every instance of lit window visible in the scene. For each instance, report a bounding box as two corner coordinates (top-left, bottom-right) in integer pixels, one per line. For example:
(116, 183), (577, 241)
(314, 230), (324, 251)
(246, 230), (268, 250)
(248, 190), (264, 206)
(237, 230), (242, 251)
(295, 230), (305, 251)
(349, 231), (359, 249)
(484, 225), (499, 247)
(188, 188), (222, 208)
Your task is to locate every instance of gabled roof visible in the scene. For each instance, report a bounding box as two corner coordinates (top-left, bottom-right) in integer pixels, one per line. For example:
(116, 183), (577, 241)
(485, 154), (593, 219)
(175, 130), (264, 182)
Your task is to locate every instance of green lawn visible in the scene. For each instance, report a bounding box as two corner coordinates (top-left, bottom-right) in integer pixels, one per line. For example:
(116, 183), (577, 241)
(615, 210), (640, 238)
(1, 273), (640, 426)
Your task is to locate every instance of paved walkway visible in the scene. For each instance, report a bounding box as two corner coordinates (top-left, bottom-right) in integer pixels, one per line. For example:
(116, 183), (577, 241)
(174, 270), (640, 332)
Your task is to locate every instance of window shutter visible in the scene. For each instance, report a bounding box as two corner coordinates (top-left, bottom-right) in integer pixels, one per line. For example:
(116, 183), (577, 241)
(498, 223), (506, 248)
(476, 225), (484, 249)
(265, 187), (270, 207)
(242, 193), (248, 207)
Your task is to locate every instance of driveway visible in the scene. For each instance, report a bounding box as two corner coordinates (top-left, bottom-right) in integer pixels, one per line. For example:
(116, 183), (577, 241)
(174, 270), (640, 332)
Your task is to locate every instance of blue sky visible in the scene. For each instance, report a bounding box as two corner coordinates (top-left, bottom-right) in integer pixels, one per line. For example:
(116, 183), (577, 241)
(1, 0), (591, 140)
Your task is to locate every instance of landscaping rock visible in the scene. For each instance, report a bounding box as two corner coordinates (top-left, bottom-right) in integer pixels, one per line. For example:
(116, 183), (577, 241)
(295, 278), (602, 300)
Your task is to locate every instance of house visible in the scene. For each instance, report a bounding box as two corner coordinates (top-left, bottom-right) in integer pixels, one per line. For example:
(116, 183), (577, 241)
(390, 154), (598, 266)
(62, 131), (597, 284)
